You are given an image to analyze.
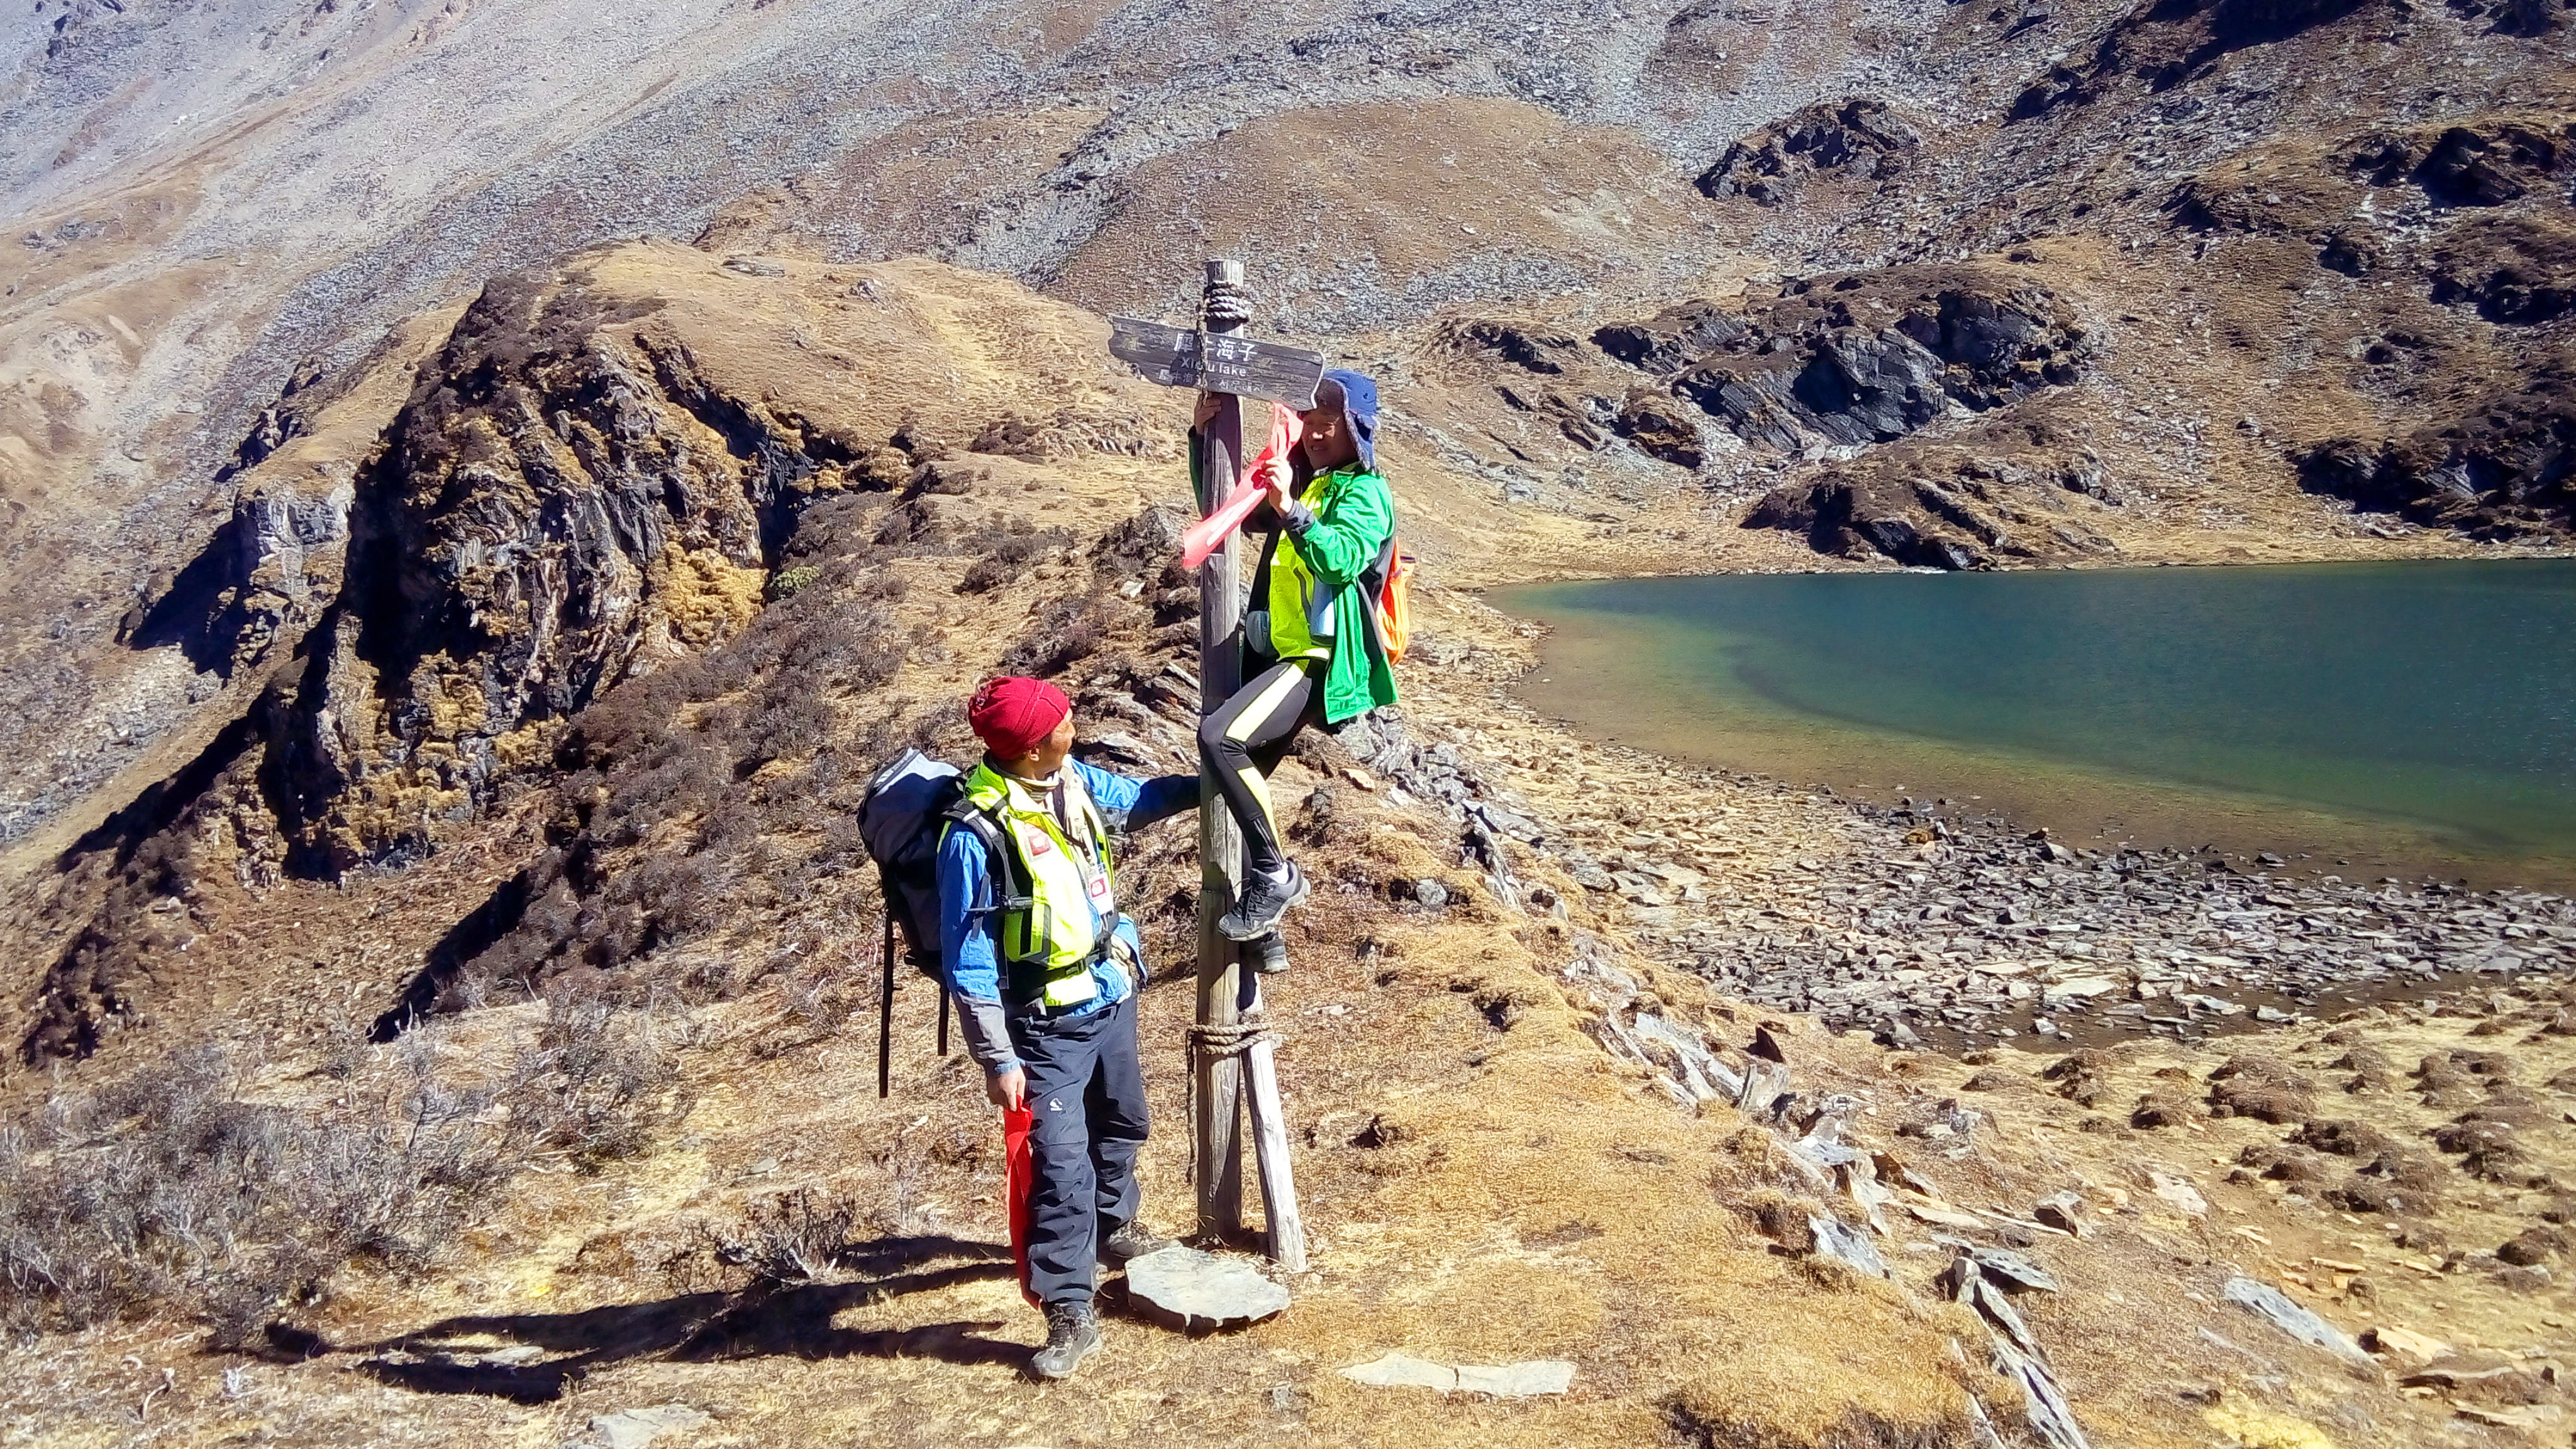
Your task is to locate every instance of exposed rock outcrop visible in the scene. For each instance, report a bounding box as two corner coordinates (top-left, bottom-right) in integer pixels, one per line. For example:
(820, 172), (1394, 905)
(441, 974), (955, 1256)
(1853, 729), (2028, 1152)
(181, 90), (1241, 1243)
(2012, 0), (2380, 119)
(1743, 444), (2118, 571)
(1495, 385), (1611, 450)
(1600, 270), (2087, 456)
(1697, 98), (1923, 205)
(2447, 0), (2569, 35)
(121, 475), (357, 675)
(1436, 319), (1585, 375)
(1743, 474), (2002, 571)
(2355, 118), (2576, 207)
(1592, 303), (1748, 375)
(253, 265), (862, 875)
(2429, 215), (2576, 326)
(1611, 389), (1707, 469)
(2298, 362), (2576, 538)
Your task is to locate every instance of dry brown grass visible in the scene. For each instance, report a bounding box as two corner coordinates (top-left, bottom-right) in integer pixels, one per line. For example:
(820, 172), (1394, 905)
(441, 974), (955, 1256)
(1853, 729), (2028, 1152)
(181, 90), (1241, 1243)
(4, 244), (2571, 1449)
(2207, 1053), (2319, 1124)
(0, 994), (684, 1349)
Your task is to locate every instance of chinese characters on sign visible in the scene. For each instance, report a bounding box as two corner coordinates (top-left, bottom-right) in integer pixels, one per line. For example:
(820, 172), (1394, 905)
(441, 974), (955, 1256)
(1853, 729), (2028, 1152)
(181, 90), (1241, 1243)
(1108, 317), (1328, 408)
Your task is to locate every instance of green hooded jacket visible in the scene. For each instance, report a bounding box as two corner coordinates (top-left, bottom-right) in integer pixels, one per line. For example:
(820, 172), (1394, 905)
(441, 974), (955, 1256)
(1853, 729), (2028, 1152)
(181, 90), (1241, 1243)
(1189, 443), (1400, 724)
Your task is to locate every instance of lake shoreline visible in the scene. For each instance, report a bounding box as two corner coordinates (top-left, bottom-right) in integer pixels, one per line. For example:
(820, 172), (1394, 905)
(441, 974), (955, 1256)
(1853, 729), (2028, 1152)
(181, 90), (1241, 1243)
(1404, 580), (2576, 1056)
(1518, 722), (2576, 1053)
(1655, 790), (2576, 1053)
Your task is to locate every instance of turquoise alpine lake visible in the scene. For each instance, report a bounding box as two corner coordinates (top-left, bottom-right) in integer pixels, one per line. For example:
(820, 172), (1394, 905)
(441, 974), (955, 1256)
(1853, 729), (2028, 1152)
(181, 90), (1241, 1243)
(1497, 560), (2576, 889)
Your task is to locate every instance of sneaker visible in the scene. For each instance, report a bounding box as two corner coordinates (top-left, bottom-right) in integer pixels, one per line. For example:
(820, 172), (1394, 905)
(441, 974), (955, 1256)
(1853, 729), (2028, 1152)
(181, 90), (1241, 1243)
(1030, 1299), (1102, 1380)
(1219, 862), (1309, 941)
(1101, 1218), (1176, 1263)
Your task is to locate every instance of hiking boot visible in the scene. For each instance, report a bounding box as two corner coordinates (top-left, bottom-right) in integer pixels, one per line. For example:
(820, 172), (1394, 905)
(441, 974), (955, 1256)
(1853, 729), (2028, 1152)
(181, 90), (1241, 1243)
(1101, 1218), (1175, 1263)
(1246, 931), (1290, 976)
(1219, 862), (1309, 941)
(1030, 1299), (1102, 1380)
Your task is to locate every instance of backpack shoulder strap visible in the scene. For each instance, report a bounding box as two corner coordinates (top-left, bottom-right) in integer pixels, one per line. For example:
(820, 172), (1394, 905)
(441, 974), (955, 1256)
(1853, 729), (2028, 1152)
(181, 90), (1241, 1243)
(1352, 532), (1397, 657)
(1248, 523), (1280, 606)
(942, 798), (1033, 913)
(1360, 531), (1397, 591)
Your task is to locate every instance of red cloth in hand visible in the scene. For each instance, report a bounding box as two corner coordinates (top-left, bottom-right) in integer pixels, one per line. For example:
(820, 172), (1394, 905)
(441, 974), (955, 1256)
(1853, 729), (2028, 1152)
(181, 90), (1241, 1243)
(1002, 1104), (1039, 1307)
(1180, 403), (1304, 570)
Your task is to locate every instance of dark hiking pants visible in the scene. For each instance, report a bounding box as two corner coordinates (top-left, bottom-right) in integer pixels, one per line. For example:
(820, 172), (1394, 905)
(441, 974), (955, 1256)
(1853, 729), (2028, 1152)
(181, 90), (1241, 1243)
(1011, 992), (1148, 1305)
(1196, 657), (1323, 876)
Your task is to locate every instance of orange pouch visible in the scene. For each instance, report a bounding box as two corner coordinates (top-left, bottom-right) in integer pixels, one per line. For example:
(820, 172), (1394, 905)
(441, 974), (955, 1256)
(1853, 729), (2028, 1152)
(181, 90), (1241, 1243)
(1378, 541), (1416, 663)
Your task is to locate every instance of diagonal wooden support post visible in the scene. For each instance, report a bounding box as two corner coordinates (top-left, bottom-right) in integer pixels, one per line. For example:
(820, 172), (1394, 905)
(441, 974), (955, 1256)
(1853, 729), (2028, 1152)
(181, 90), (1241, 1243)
(1243, 1020), (1306, 1271)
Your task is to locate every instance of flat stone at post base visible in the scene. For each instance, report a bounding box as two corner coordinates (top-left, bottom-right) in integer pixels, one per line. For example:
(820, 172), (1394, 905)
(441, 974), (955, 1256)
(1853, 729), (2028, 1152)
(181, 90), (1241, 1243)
(1124, 1246), (1289, 1331)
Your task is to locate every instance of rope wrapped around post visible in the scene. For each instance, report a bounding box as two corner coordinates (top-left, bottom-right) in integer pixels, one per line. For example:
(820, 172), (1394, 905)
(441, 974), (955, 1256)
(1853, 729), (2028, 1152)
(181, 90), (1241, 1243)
(1186, 1019), (1278, 1059)
(1182, 1019), (1274, 1189)
(1200, 275), (1252, 330)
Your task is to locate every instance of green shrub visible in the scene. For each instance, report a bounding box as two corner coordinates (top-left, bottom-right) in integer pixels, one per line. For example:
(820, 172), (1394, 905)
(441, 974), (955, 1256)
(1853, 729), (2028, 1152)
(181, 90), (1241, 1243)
(767, 564), (821, 601)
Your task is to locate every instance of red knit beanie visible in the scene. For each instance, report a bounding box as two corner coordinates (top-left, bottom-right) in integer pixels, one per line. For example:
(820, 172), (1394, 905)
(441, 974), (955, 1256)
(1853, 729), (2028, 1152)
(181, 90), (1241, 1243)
(967, 676), (1071, 760)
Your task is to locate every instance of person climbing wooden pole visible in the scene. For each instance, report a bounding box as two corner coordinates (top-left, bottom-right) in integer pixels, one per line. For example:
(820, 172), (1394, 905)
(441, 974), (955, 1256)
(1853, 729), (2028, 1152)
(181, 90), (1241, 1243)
(1104, 262), (1326, 1271)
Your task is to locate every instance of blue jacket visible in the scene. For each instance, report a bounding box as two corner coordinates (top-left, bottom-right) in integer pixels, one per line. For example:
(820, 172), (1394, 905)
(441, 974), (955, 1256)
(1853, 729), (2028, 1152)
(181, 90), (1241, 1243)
(936, 759), (1196, 1072)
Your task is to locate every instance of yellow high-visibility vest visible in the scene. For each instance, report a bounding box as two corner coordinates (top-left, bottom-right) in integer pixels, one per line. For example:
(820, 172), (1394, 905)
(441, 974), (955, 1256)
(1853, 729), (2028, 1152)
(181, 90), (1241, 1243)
(1266, 471), (1340, 661)
(955, 762), (1117, 1006)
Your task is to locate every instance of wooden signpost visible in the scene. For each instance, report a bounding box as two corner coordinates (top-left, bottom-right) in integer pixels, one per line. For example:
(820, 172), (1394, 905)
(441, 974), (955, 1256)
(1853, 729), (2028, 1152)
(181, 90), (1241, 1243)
(1107, 315), (1328, 409)
(1108, 261), (1323, 1274)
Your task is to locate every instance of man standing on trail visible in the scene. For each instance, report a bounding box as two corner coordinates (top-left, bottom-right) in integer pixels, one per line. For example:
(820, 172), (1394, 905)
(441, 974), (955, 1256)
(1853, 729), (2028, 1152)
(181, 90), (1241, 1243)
(1194, 369), (1401, 947)
(936, 676), (1196, 1379)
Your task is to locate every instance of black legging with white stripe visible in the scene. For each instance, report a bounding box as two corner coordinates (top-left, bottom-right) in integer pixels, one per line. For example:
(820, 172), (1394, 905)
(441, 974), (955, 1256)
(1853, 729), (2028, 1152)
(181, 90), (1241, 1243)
(1195, 657), (1323, 875)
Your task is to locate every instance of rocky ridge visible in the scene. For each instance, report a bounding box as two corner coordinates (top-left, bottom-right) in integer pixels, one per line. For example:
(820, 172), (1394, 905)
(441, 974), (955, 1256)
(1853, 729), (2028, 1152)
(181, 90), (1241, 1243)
(1696, 97), (1927, 208)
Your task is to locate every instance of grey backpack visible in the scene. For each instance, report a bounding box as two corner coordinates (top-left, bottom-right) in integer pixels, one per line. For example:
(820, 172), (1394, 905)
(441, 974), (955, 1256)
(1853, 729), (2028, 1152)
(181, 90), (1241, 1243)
(857, 750), (1024, 1095)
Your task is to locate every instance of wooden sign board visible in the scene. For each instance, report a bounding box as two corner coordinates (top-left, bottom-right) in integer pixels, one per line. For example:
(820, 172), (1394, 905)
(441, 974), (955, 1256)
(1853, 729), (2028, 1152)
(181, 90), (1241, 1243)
(1109, 317), (1327, 408)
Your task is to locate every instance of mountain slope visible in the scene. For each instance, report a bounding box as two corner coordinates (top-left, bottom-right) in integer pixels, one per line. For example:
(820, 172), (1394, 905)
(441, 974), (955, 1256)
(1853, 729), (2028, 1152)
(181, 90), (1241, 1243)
(3, 4), (2575, 1445)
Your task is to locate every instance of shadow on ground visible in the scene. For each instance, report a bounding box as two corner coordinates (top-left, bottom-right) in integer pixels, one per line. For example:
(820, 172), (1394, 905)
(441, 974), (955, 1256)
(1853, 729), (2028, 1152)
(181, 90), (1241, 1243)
(352, 1235), (1024, 1401)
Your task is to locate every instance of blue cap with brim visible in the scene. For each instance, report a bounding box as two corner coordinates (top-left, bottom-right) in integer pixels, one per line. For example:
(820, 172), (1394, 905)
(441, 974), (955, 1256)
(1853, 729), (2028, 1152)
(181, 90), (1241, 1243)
(1320, 367), (1379, 473)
